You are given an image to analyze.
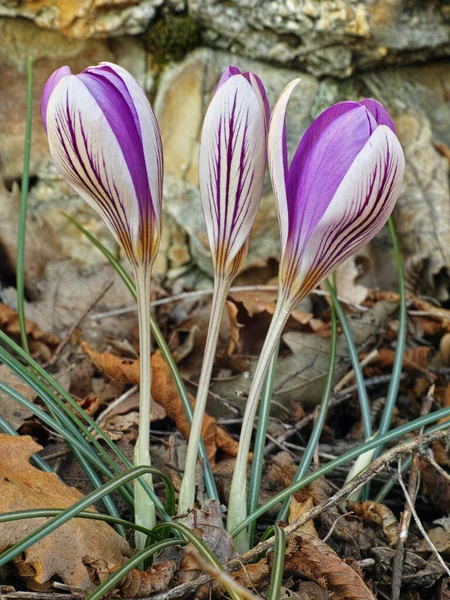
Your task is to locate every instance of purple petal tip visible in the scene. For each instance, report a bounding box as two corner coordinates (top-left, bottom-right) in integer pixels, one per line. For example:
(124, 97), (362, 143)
(42, 66), (71, 131)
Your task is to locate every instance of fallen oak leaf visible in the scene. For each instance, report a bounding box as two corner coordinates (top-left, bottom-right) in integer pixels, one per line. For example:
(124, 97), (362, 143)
(84, 556), (176, 598)
(347, 501), (399, 546)
(282, 532), (376, 600)
(81, 342), (240, 462)
(0, 302), (59, 347)
(0, 434), (130, 591)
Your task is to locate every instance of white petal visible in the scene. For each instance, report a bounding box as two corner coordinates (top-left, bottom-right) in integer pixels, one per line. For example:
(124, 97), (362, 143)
(199, 74), (267, 273)
(46, 76), (140, 258)
(267, 79), (301, 257)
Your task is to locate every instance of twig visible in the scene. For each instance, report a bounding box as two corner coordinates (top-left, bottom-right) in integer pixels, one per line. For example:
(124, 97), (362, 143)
(186, 547), (262, 600)
(89, 285), (368, 320)
(391, 385), (434, 600)
(150, 429), (450, 600)
(333, 349), (378, 393)
(94, 384), (139, 427)
(396, 457), (450, 576)
(264, 374), (405, 457)
(45, 282), (114, 367)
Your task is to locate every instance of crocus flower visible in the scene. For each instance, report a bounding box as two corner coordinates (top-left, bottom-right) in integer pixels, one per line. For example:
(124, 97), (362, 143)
(42, 62), (163, 547)
(227, 80), (405, 551)
(178, 66), (269, 514)
(42, 62), (162, 269)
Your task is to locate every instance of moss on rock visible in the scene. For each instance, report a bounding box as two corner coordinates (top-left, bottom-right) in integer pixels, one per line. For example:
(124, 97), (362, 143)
(145, 14), (201, 64)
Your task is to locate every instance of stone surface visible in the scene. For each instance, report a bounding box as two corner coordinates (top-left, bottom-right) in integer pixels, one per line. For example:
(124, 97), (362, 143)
(0, 17), (114, 180)
(0, 0), (165, 39)
(189, 0), (450, 77)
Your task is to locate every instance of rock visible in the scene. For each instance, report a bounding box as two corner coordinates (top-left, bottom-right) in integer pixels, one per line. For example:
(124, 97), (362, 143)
(0, 0), (164, 39)
(0, 17), (114, 180)
(189, 0), (450, 77)
(155, 47), (319, 276)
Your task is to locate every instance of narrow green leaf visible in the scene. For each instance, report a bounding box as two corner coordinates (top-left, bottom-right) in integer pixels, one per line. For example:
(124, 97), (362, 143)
(65, 213), (219, 502)
(267, 526), (286, 600)
(276, 293), (337, 523)
(232, 407), (450, 536)
(247, 341), (279, 546)
(16, 56), (33, 354)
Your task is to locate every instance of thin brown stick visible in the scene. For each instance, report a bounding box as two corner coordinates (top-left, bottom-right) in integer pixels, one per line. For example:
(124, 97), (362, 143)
(89, 285), (368, 320)
(264, 373), (405, 457)
(45, 282), (114, 368)
(150, 429), (450, 600)
(391, 384), (434, 600)
(333, 348), (378, 393)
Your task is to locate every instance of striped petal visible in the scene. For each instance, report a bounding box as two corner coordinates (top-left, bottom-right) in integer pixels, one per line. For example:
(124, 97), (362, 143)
(281, 125), (405, 300)
(267, 79), (301, 256)
(44, 63), (162, 267)
(41, 66), (71, 132)
(360, 98), (396, 133)
(46, 76), (146, 264)
(199, 72), (267, 276)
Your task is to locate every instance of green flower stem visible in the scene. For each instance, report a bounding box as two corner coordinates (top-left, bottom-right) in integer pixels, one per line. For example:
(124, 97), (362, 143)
(376, 218), (407, 446)
(267, 526), (286, 600)
(231, 407), (450, 537)
(325, 280), (372, 440)
(247, 341), (280, 547)
(227, 299), (290, 553)
(178, 277), (229, 514)
(17, 56), (33, 355)
(65, 213), (218, 502)
(0, 466), (167, 568)
(276, 297), (338, 524)
(134, 266), (156, 547)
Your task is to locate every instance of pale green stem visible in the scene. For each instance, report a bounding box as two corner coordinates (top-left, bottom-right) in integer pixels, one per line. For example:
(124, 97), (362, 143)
(178, 276), (230, 514)
(134, 266), (156, 549)
(226, 298), (290, 552)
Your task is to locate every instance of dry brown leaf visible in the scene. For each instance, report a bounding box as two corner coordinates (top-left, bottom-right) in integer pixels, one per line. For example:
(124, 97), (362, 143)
(0, 434), (130, 591)
(230, 289), (312, 325)
(440, 333), (450, 366)
(297, 581), (329, 599)
(419, 457), (450, 514)
(0, 302), (59, 348)
(288, 496), (318, 537)
(0, 365), (34, 430)
(284, 533), (375, 600)
(347, 501), (399, 546)
(363, 346), (432, 374)
(334, 255), (369, 306)
(81, 342), (240, 462)
(226, 300), (242, 355)
(85, 556), (176, 597)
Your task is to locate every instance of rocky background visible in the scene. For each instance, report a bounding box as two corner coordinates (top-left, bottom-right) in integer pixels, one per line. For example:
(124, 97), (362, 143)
(0, 0), (450, 329)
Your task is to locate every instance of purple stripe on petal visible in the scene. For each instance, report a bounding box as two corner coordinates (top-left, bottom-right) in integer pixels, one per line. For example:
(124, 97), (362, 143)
(42, 66), (71, 131)
(287, 105), (378, 253)
(359, 98), (396, 133)
(217, 66), (241, 90)
(77, 71), (151, 222)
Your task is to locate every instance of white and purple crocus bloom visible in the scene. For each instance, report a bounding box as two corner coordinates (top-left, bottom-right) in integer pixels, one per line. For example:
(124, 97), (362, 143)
(178, 66), (269, 514)
(42, 62), (163, 269)
(42, 62), (164, 545)
(227, 79), (405, 550)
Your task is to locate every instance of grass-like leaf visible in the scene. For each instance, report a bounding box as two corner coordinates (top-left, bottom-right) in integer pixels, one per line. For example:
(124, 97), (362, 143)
(232, 406), (450, 536)
(276, 293), (338, 523)
(16, 56), (33, 354)
(65, 213), (219, 502)
(0, 465), (171, 568)
(247, 341), (279, 546)
(267, 526), (286, 600)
